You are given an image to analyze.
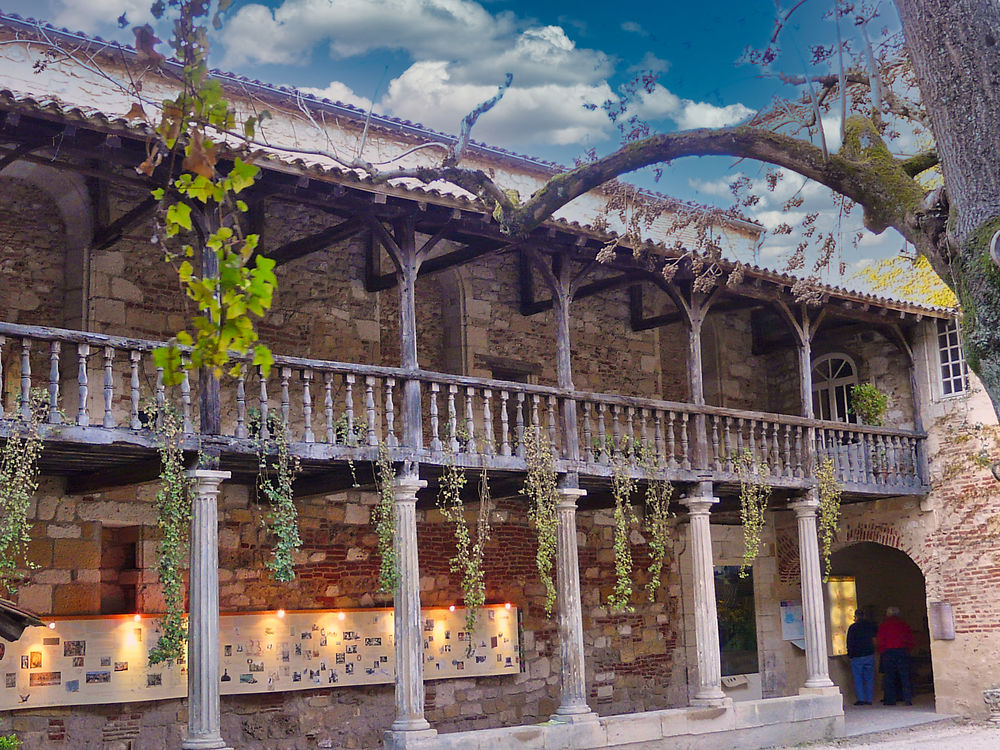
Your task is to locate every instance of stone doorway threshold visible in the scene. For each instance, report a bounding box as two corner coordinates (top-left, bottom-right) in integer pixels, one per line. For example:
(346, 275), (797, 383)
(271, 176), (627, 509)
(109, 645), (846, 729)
(843, 694), (953, 737)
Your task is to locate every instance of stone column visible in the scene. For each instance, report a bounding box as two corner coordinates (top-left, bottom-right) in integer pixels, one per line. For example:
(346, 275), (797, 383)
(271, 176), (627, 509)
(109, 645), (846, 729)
(791, 493), (835, 689)
(553, 487), (595, 721)
(385, 475), (437, 748)
(183, 469), (232, 750)
(682, 492), (726, 705)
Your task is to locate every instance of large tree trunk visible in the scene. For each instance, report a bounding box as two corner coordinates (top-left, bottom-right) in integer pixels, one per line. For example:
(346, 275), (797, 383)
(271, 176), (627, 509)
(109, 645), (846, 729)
(896, 0), (1000, 246)
(897, 0), (1000, 418)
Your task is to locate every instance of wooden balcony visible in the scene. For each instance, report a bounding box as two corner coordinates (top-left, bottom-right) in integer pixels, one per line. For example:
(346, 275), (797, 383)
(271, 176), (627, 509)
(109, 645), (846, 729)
(0, 322), (928, 499)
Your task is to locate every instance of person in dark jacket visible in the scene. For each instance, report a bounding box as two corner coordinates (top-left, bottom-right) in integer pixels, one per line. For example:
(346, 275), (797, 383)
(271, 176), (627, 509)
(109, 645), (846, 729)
(876, 606), (915, 705)
(846, 609), (878, 705)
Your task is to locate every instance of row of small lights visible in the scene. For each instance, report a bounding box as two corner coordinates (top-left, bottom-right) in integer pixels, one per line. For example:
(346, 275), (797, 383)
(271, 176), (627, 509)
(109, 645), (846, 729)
(45, 603), (514, 628)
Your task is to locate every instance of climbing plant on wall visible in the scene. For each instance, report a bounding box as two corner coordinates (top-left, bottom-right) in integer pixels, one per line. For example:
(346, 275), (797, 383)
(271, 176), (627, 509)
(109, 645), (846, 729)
(0, 389), (46, 598)
(816, 458), (843, 580)
(255, 414), (302, 582)
(148, 403), (192, 664)
(735, 449), (772, 578)
(521, 431), (559, 617)
(607, 439), (639, 612)
(372, 442), (398, 595)
(639, 448), (675, 602)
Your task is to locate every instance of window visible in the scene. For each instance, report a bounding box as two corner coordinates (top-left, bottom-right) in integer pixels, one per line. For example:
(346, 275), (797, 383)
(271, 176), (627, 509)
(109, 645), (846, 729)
(811, 354), (859, 422)
(715, 566), (759, 676)
(937, 318), (968, 396)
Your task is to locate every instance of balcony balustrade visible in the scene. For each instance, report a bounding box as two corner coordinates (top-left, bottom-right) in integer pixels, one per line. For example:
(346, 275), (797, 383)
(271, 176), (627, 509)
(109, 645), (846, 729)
(0, 322), (927, 496)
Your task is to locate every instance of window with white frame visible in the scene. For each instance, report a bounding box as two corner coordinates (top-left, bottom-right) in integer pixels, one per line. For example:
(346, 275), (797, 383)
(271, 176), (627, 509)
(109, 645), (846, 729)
(811, 354), (859, 422)
(937, 317), (968, 396)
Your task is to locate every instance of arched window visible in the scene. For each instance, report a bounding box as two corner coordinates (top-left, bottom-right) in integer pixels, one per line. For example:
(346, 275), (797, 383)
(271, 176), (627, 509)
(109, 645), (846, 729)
(811, 354), (858, 422)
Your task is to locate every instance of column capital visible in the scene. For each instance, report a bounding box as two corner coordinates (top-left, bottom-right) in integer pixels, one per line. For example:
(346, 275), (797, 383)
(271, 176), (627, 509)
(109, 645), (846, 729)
(556, 487), (586, 509)
(185, 469), (231, 489)
(681, 495), (719, 516)
(392, 476), (427, 501)
(790, 494), (820, 517)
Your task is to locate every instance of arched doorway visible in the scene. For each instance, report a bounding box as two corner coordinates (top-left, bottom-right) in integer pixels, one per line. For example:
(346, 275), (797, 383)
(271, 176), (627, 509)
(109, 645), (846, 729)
(827, 542), (933, 705)
(812, 353), (859, 422)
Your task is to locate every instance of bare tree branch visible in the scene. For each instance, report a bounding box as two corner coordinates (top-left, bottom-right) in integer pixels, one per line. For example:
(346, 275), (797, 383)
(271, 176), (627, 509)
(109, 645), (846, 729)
(901, 149), (940, 176)
(444, 73), (513, 167)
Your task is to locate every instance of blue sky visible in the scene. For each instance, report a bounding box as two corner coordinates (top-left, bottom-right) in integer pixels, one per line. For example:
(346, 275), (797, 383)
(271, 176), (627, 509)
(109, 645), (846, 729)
(0, 0), (914, 282)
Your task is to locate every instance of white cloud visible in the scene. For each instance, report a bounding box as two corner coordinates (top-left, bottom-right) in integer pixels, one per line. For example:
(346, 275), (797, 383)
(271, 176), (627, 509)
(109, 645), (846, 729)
(52, 0), (152, 33)
(379, 61), (612, 145)
(674, 101), (753, 130)
(628, 52), (670, 74)
(621, 21), (648, 36)
(299, 81), (373, 111)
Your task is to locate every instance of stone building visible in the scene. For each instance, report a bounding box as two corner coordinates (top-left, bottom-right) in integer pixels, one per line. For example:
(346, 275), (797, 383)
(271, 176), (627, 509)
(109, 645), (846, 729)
(0, 12), (998, 750)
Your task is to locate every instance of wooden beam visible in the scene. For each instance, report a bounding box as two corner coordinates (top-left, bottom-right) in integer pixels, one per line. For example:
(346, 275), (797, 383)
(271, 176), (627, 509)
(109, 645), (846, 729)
(67, 457), (162, 493)
(366, 236), (507, 291)
(92, 197), (158, 250)
(264, 215), (365, 266)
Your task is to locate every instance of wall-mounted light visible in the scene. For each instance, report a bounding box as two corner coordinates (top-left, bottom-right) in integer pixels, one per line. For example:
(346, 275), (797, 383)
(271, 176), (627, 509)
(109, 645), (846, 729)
(276, 609), (286, 619)
(338, 612), (346, 621)
(448, 605), (456, 612)
(47, 621), (56, 630)
(133, 614), (142, 623)
(504, 602), (512, 610)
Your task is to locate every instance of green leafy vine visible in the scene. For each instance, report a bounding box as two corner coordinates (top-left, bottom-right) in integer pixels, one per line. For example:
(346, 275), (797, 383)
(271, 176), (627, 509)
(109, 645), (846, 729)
(373, 442), (398, 595)
(638, 448), (675, 602)
(736, 449), (771, 578)
(255, 414), (302, 582)
(148, 403), (192, 664)
(607, 438), (639, 612)
(0, 389), (46, 598)
(816, 458), (843, 580)
(521, 432), (559, 617)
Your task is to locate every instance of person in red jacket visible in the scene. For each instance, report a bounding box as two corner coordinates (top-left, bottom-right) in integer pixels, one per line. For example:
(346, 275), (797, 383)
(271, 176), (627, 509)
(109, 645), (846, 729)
(876, 606), (915, 705)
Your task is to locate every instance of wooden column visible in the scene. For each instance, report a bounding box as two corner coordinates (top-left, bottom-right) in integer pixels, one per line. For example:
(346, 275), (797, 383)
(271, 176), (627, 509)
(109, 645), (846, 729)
(777, 302), (824, 470)
(889, 324), (928, 485)
(664, 284), (720, 470)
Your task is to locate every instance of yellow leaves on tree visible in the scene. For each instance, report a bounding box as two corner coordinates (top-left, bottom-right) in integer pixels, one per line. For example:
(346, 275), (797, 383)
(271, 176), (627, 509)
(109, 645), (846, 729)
(853, 253), (957, 308)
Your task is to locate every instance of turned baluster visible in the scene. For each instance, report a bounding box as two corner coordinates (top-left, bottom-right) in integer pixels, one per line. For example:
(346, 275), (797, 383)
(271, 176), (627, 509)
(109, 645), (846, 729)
(771, 423), (782, 477)
(666, 412), (677, 469)
(48, 340), (61, 424)
(235, 370), (247, 439)
(723, 417), (733, 472)
(128, 351), (141, 430)
(515, 392), (526, 458)
(344, 374), (356, 446)
(323, 372), (335, 444)
(499, 390), (511, 457)
(530, 394), (541, 441)
(155, 366), (165, 430)
(482, 389), (494, 455)
(597, 403), (609, 465)
(19, 338), (31, 420)
(680, 412), (690, 470)
(583, 402), (594, 463)
(258, 367), (270, 440)
(611, 404), (622, 457)
(103, 346), (115, 428)
(76, 343), (90, 427)
(795, 425), (804, 479)
(447, 385), (460, 452)
(280, 367), (291, 431)
(365, 376), (378, 446)
(302, 370), (315, 443)
(624, 406), (635, 457)
(711, 416), (721, 470)
(429, 383), (443, 452)
(180, 369), (192, 433)
(840, 429), (854, 482)
(465, 386), (477, 453)
(654, 411), (665, 466)
(385, 378), (398, 448)
(781, 424), (791, 478)
(735, 417), (745, 459)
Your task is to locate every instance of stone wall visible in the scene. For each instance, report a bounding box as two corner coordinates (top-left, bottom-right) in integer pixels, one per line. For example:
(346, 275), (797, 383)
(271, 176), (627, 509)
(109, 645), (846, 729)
(5, 480), (688, 749)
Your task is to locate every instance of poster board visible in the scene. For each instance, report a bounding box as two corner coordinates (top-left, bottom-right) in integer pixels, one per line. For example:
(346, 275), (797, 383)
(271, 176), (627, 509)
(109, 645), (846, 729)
(0, 605), (520, 710)
(780, 600), (804, 649)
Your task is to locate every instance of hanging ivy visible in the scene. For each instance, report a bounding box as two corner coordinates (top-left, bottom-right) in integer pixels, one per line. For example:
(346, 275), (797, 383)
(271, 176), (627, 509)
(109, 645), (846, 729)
(816, 458), (842, 580)
(372, 442), (398, 595)
(735, 449), (771, 578)
(0, 389), (46, 598)
(607, 439), (638, 612)
(148, 403), (192, 665)
(521, 432), (559, 617)
(255, 416), (302, 582)
(638, 446), (675, 602)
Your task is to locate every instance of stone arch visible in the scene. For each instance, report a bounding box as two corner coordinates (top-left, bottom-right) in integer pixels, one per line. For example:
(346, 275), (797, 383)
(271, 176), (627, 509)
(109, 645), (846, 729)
(433, 266), (471, 375)
(1, 161), (93, 329)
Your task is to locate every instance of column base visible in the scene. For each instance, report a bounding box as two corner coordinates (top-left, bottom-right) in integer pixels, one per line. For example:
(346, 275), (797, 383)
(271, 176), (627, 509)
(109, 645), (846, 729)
(181, 738), (233, 750)
(551, 706), (599, 723)
(799, 684), (840, 696)
(690, 694), (731, 709)
(383, 727), (438, 750)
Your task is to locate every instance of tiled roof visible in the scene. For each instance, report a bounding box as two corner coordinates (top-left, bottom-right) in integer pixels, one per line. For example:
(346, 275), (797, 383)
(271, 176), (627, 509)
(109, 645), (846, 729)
(0, 13), (954, 318)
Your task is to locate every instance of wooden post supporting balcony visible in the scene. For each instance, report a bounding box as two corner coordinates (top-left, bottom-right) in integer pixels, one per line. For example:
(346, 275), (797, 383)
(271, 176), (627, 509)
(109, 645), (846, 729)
(777, 302), (824, 472)
(193, 207), (222, 436)
(663, 284), (720, 470)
